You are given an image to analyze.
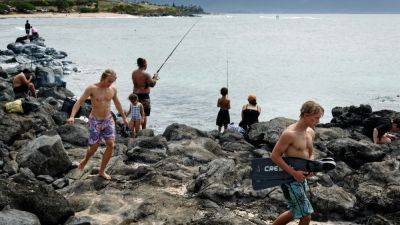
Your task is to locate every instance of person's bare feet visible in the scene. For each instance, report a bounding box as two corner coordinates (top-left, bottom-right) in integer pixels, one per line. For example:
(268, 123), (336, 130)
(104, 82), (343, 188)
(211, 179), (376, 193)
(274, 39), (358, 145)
(78, 160), (87, 171)
(99, 172), (112, 180)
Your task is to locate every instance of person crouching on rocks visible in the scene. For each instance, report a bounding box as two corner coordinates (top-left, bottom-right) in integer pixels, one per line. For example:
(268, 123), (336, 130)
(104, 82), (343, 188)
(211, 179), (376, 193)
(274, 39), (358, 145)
(369, 116), (400, 144)
(12, 68), (36, 98)
(67, 69), (129, 180)
(126, 93), (144, 139)
(271, 100), (324, 225)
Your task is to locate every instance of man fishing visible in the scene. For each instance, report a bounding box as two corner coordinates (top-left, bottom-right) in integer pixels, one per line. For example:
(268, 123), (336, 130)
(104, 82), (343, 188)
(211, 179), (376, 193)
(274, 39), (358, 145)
(131, 58), (158, 129)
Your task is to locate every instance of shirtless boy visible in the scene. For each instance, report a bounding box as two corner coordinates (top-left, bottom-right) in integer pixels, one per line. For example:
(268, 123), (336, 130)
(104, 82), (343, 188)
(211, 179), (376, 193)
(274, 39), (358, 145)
(67, 69), (129, 180)
(271, 101), (324, 225)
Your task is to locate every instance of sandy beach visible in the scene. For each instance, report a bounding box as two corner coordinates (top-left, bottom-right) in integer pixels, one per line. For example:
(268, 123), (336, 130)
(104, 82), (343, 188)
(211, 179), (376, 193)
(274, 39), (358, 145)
(0, 12), (139, 19)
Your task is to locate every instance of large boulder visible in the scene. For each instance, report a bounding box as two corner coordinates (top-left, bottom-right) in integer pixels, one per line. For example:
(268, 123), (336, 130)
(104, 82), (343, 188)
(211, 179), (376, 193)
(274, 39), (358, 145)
(167, 138), (218, 164)
(315, 127), (351, 142)
(57, 123), (88, 147)
(326, 138), (386, 168)
(360, 159), (400, 184)
(16, 135), (72, 176)
(311, 184), (357, 220)
(187, 158), (238, 202)
(0, 176), (74, 225)
(330, 105), (372, 128)
(0, 208), (41, 225)
(356, 182), (400, 213)
(163, 123), (208, 141)
(248, 117), (296, 147)
(37, 86), (74, 100)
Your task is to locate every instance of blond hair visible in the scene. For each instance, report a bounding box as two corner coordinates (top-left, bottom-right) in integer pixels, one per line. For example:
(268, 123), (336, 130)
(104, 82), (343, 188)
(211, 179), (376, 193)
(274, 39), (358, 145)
(300, 101), (324, 117)
(100, 69), (116, 81)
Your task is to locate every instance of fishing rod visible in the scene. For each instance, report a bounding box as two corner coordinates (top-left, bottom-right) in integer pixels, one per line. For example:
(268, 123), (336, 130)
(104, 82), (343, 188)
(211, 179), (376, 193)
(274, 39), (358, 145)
(226, 54), (229, 89)
(156, 18), (201, 75)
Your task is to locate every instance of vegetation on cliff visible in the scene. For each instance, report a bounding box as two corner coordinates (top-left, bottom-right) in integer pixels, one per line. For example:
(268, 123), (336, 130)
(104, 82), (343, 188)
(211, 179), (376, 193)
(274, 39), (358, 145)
(0, 0), (205, 16)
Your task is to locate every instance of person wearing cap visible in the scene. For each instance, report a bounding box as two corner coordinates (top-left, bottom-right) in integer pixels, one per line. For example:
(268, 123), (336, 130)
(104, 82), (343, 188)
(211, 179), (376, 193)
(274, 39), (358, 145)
(239, 94), (261, 131)
(12, 69), (36, 98)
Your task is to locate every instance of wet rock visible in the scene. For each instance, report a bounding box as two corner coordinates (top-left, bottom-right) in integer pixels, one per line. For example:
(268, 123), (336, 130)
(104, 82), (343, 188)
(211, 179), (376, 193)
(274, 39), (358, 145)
(0, 208), (41, 225)
(360, 158), (400, 184)
(137, 129), (155, 137)
(3, 160), (18, 175)
(219, 131), (245, 143)
(316, 127), (351, 142)
(52, 177), (69, 189)
(163, 123), (208, 141)
(187, 158), (237, 202)
(126, 146), (166, 163)
(326, 138), (386, 168)
(64, 216), (96, 225)
(356, 182), (400, 213)
(331, 104), (372, 128)
(16, 135), (71, 176)
(37, 174), (54, 184)
(0, 176), (74, 225)
(52, 111), (68, 126)
(312, 184), (357, 220)
(57, 123), (88, 147)
(248, 117), (296, 147)
(37, 86), (74, 100)
(130, 135), (168, 150)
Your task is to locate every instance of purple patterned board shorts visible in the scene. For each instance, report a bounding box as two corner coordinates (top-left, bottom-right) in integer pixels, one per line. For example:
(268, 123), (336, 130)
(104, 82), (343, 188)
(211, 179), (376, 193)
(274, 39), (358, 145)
(88, 115), (115, 145)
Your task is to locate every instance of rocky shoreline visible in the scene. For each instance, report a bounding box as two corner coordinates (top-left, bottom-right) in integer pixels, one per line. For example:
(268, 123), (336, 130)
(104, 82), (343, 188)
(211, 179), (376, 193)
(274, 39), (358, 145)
(0, 38), (399, 225)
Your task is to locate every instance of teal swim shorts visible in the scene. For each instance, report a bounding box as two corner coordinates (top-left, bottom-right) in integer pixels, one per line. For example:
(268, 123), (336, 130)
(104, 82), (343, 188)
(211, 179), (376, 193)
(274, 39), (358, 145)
(281, 180), (314, 219)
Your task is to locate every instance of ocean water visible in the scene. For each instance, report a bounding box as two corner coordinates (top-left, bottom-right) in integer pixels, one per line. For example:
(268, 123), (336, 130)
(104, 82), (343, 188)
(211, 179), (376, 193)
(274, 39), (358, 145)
(1, 14), (399, 132)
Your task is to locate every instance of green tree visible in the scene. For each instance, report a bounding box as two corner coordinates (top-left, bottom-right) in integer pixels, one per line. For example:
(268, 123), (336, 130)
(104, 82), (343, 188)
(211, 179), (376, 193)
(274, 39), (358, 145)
(0, 3), (10, 14)
(15, 1), (36, 13)
(54, 0), (74, 12)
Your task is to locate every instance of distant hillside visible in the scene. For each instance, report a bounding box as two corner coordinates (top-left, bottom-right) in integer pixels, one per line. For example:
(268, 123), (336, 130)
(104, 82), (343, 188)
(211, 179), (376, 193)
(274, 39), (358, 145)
(147, 0), (400, 13)
(0, 0), (205, 16)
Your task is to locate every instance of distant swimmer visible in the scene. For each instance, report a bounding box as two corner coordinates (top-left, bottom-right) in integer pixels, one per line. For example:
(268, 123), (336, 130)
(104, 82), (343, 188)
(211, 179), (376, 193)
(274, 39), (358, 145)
(276, 15), (280, 20)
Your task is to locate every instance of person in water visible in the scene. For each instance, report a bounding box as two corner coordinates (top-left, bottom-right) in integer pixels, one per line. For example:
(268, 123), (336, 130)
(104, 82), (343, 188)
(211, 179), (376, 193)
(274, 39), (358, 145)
(12, 68), (36, 98)
(216, 87), (230, 133)
(368, 116), (400, 144)
(67, 69), (129, 180)
(126, 93), (144, 138)
(131, 58), (158, 129)
(239, 94), (261, 131)
(271, 100), (324, 225)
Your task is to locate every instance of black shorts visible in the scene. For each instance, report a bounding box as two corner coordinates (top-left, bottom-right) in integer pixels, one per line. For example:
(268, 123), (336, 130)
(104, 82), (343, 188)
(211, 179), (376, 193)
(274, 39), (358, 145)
(135, 93), (151, 116)
(216, 109), (230, 126)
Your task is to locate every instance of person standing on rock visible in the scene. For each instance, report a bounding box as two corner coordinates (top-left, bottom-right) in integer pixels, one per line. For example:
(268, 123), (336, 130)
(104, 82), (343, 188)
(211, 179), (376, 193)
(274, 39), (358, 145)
(12, 68), (36, 98)
(132, 58), (158, 129)
(271, 100), (324, 225)
(67, 69), (129, 180)
(216, 87), (230, 133)
(25, 20), (30, 35)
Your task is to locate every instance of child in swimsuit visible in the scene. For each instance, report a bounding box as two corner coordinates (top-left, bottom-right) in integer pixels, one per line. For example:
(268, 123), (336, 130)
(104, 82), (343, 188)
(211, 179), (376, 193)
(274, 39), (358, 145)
(216, 87), (230, 133)
(127, 93), (144, 138)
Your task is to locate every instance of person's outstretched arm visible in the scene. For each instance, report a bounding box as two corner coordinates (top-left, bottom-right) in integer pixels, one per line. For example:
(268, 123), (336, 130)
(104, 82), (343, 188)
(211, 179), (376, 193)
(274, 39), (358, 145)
(372, 128), (379, 144)
(67, 86), (91, 124)
(112, 88), (129, 126)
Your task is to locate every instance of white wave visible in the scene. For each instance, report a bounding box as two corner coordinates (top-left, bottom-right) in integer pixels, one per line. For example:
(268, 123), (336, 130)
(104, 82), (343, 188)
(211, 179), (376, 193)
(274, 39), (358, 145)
(15, 26), (24, 31)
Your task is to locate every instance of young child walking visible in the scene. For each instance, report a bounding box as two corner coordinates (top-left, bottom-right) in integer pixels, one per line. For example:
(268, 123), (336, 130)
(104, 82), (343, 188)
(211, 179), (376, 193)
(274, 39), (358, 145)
(127, 93), (145, 138)
(216, 87), (231, 133)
